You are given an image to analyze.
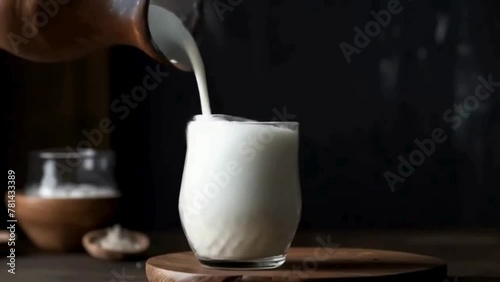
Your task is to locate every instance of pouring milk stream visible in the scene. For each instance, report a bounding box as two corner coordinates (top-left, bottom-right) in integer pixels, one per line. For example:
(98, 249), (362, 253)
(148, 4), (212, 115)
(148, 4), (301, 269)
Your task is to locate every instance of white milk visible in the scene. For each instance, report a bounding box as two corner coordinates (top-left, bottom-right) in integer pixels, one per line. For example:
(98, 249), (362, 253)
(179, 115), (301, 260)
(148, 6), (302, 263)
(148, 4), (212, 115)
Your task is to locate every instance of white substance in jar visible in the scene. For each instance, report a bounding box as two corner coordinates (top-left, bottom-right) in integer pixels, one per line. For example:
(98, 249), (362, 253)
(28, 184), (120, 198)
(26, 159), (120, 198)
(99, 225), (140, 252)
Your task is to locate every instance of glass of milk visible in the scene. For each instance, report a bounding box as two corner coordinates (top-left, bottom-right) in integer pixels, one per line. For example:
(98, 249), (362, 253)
(179, 115), (302, 269)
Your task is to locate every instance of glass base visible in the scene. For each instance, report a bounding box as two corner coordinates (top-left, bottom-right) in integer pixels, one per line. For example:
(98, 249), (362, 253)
(198, 254), (286, 270)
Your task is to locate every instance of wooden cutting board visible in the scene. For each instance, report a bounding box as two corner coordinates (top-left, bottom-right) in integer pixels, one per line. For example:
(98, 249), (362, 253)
(146, 247), (447, 281)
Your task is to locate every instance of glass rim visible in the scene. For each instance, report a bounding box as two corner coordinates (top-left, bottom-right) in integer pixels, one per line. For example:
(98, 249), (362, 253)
(191, 114), (299, 127)
(30, 148), (114, 159)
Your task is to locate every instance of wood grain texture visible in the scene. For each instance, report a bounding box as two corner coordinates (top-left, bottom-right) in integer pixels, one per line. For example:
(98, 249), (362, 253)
(146, 247), (447, 282)
(2, 230), (500, 282)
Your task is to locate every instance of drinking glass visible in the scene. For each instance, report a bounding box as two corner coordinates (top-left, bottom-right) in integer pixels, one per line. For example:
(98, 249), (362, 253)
(179, 115), (301, 269)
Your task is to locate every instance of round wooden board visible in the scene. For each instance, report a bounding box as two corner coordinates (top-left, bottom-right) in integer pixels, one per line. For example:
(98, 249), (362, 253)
(146, 247), (447, 282)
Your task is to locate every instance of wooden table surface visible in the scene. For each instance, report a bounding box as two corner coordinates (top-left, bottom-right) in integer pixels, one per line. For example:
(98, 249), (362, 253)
(1, 229), (500, 282)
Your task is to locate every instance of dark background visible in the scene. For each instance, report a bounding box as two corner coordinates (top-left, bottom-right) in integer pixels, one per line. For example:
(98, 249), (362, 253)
(5, 0), (500, 231)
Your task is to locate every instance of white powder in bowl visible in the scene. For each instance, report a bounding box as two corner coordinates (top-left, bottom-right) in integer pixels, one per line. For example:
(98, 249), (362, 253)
(98, 225), (140, 252)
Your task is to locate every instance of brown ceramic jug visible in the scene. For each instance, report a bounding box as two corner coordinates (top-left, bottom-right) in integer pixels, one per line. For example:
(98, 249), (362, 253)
(0, 0), (200, 71)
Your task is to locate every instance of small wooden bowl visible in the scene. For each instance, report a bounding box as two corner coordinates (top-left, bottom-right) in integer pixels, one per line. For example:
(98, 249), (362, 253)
(12, 192), (118, 252)
(82, 228), (150, 261)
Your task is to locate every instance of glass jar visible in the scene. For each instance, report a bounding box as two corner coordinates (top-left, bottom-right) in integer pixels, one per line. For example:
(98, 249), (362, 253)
(25, 148), (119, 198)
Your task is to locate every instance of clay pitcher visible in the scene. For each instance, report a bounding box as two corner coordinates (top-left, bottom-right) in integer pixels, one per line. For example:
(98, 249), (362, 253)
(0, 0), (201, 71)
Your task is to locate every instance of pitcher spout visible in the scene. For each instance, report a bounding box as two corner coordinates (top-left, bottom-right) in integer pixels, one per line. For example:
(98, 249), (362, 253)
(141, 0), (202, 71)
